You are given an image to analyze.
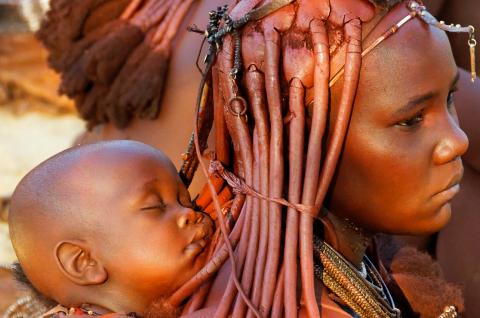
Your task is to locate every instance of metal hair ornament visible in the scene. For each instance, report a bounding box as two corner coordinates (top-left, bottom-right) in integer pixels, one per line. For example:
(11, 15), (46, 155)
(330, 0), (477, 87)
(408, 1), (477, 82)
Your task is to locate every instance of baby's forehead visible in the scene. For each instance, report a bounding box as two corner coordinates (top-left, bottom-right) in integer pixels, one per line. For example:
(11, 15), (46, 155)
(66, 150), (177, 191)
(67, 144), (174, 175)
(20, 142), (179, 207)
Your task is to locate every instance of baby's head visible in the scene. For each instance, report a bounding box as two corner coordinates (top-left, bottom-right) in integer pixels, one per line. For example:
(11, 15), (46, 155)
(9, 140), (214, 314)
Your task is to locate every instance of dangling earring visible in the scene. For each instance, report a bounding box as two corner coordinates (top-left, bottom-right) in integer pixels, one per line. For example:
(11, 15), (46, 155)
(468, 26), (477, 82)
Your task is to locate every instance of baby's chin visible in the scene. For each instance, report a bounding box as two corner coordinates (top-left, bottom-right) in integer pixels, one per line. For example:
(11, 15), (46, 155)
(143, 248), (212, 318)
(173, 241), (211, 289)
(189, 243), (211, 275)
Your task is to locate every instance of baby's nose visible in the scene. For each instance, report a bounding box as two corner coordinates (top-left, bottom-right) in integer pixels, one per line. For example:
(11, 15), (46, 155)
(177, 207), (202, 228)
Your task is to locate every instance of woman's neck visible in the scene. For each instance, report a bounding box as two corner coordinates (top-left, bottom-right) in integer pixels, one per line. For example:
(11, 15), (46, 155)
(324, 212), (373, 267)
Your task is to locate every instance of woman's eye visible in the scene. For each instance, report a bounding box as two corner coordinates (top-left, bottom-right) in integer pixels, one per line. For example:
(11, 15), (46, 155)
(396, 111), (424, 128)
(447, 90), (457, 109)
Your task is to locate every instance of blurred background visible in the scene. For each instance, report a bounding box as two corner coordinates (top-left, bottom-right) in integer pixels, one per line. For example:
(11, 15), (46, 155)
(0, 0), (84, 313)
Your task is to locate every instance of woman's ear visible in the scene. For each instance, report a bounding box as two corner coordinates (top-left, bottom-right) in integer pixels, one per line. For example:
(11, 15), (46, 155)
(54, 241), (108, 286)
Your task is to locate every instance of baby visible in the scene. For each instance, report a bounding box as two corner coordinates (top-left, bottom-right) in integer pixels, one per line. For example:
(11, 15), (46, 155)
(8, 140), (214, 317)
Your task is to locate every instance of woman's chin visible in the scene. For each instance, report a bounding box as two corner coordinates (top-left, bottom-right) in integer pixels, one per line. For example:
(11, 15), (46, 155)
(432, 202), (453, 230)
(191, 243), (210, 270)
(380, 204), (453, 236)
(410, 203), (453, 235)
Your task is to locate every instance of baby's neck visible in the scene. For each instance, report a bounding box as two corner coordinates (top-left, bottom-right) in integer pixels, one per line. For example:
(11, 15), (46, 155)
(66, 287), (145, 316)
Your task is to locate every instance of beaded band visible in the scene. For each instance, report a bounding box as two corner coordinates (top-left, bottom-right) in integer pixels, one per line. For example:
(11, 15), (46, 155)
(330, 0), (477, 87)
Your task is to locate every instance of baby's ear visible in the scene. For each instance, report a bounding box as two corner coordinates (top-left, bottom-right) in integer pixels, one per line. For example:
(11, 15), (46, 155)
(55, 241), (107, 286)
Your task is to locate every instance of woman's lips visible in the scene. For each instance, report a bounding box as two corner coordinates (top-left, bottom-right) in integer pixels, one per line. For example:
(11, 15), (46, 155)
(432, 166), (463, 204)
(433, 183), (461, 203)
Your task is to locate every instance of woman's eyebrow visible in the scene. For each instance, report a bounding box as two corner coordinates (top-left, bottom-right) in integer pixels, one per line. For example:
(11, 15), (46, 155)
(394, 71), (460, 118)
(394, 92), (436, 117)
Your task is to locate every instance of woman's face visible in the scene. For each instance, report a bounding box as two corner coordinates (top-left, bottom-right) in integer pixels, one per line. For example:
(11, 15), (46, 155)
(328, 4), (469, 235)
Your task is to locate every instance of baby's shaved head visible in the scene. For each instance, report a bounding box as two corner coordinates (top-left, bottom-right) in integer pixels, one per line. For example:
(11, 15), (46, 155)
(9, 140), (174, 302)
(9, 140), (212, 313)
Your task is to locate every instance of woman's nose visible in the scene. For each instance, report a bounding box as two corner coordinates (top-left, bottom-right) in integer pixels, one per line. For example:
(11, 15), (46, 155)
(433, 119), (469, 165)
(177, 207), (202, 228)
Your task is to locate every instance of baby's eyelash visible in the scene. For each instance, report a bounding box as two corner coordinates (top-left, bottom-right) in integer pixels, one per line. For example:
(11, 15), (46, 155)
(141, 202), (167, 211)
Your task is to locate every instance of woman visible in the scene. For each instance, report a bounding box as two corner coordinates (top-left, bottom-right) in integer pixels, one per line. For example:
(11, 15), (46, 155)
(161, 1), (469, 317)
(35, 0), (471, 317)
(394, 2), (480, 316)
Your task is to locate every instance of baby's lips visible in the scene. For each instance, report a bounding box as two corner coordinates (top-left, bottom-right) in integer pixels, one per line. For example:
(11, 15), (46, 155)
(190, 218), (214, 243)
(198, 238), (208, 248)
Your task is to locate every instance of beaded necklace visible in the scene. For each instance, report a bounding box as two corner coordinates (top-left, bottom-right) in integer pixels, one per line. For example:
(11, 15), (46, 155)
(313, 235), (401, 318)
(313, 235), (459, 318)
